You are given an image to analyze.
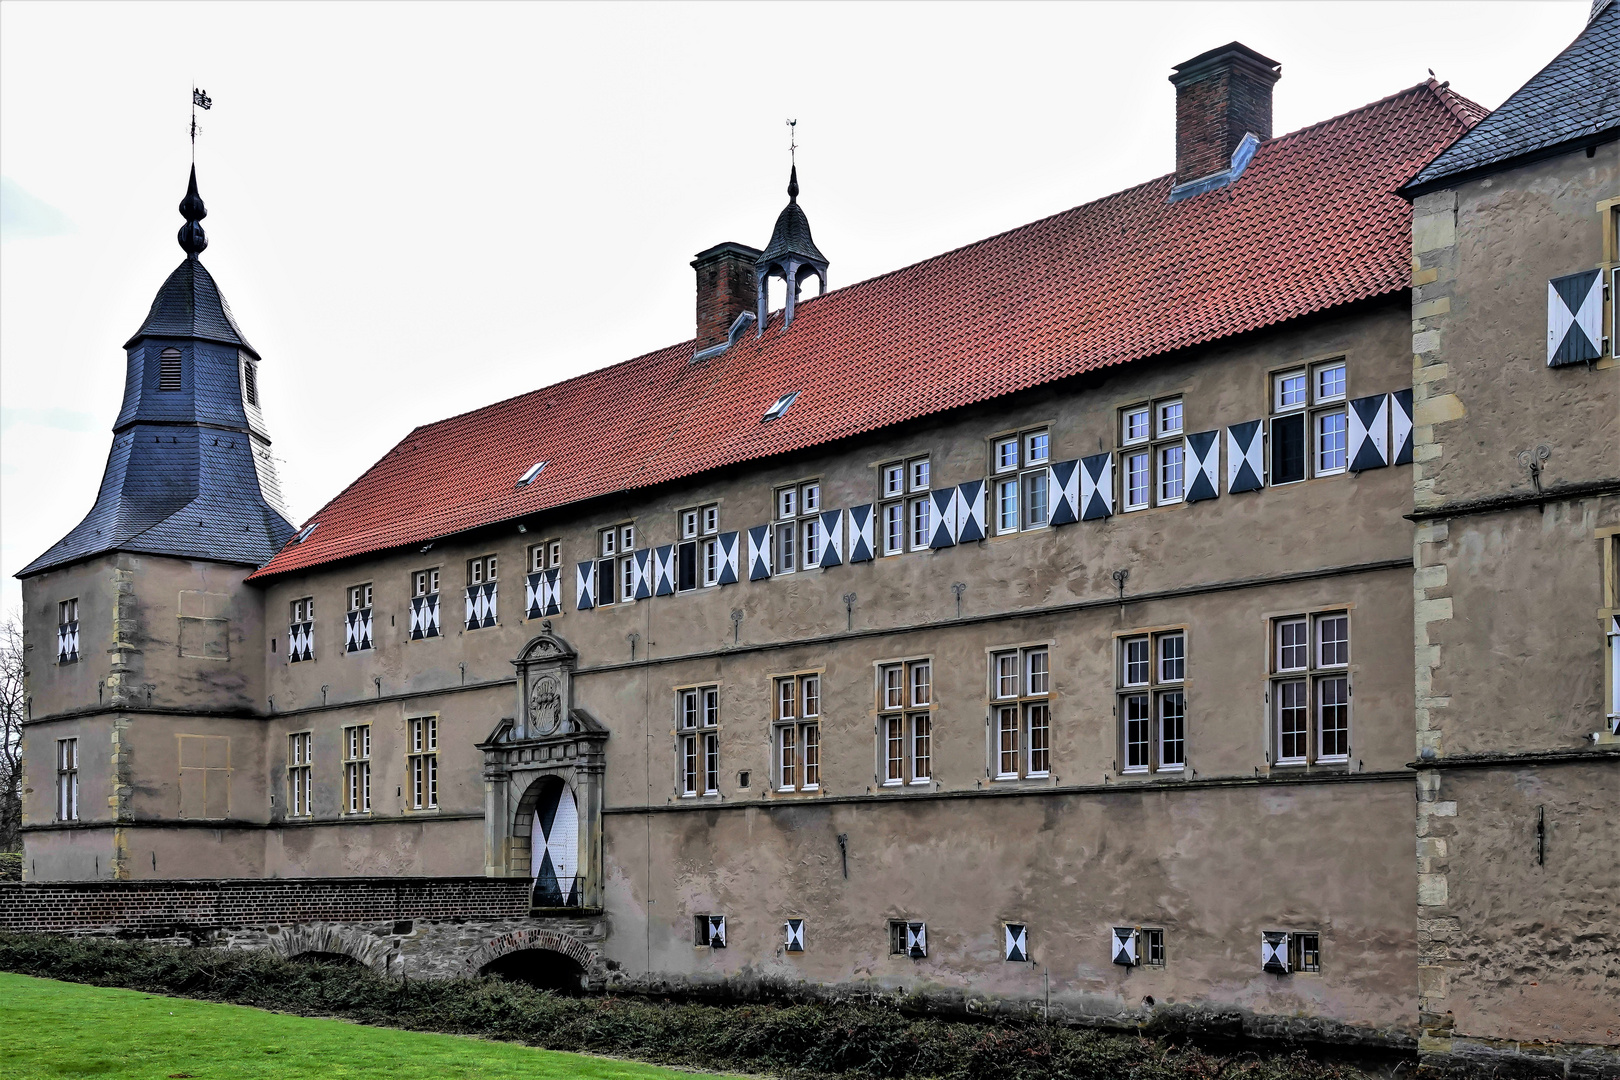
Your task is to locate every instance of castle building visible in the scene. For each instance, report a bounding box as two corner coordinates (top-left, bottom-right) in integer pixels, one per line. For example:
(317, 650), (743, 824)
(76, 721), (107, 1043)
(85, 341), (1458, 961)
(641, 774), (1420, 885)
(10, 19), (1617, 1071)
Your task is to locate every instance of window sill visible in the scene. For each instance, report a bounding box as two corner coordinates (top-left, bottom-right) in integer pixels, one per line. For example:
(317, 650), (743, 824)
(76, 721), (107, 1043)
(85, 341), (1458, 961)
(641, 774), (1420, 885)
(1157, 765), (1185, 774)
(403, 807), (441, 815)
(881, 780), (904, 788)
(1120, 768), (1151, 776)
(908, 778), (932, 786)
(992, 773), (1021, 782)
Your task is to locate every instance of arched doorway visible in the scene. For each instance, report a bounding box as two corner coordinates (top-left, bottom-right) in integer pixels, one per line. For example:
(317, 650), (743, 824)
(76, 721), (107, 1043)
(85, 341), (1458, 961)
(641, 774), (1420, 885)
(479, 948), (585, 994)
(527, 776), (579, 907)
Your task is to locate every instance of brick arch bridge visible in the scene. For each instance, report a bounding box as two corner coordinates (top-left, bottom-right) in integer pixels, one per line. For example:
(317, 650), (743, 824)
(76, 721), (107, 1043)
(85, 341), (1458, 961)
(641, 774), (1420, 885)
(268, 922), (394, 972)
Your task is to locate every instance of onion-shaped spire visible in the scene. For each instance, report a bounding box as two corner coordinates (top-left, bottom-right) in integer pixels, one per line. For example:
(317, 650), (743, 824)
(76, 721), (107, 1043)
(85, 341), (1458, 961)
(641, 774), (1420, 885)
(177, 165), (208, 258)
(787, 164), (799, 202)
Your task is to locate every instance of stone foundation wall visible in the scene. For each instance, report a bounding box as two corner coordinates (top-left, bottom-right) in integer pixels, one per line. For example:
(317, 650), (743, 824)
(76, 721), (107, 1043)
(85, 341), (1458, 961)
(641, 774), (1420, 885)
(0, 877), (608, 985)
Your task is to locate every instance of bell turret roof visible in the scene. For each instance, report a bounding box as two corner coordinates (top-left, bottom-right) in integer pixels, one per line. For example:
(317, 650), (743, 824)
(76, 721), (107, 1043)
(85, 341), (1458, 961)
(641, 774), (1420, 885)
(758, 165), (827, 268)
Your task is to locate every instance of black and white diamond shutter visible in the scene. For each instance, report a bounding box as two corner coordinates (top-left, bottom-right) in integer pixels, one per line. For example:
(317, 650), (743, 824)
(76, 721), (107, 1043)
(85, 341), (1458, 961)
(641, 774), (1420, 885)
(1048, 459), (1080, 525)
(906, 921), (927, 957)
(57, 622), (78, 662)
(575, 561), (595, 610)
(465, 583), (497, 630)
(409, 597), (430, 639)
(1347, 394), (1390, 472)
(345, 608), (371, 651)
(1548, 269), (1604, 366)
(1261, 931), (1290, 974)
(1080, 453), (1114, 520)
(530, 782), (579, 907)
(847, 504), (875, 562)
(956, 480), (987, 542)
(1390, 389), (1414, 466)
(718, 531), (740, 585)
(1185, 431), (1219, 502)
(629, 549), (649, 600)
(747, 525), (772, 580)
(708, 915), (727, 948)
(1004, 923), (1028, 962)
(929, 489), (959, 549)
(1111, 927), (1138, 966)
(526, 571), (563, 617)
(1226, 420), (1264, 493)
(289, 620), (314, 661)
(820, 510), (844, 568)
(785, 918), (806, 952)
(654, 545), (675, 596)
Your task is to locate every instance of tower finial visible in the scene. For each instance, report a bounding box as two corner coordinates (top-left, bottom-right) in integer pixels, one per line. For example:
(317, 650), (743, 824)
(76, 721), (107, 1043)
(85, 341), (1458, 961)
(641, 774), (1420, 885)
(178, 165), (208, 258)
(786, 119), (799, 201)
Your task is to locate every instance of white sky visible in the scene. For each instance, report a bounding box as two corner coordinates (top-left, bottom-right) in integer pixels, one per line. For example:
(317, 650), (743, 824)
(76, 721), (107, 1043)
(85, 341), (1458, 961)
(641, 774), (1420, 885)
(0, 0), (1591, 616)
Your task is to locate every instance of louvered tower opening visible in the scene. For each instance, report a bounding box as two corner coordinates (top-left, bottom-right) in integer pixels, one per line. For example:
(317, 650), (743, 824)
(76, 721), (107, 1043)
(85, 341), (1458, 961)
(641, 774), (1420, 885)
(158, 348), (183, 392)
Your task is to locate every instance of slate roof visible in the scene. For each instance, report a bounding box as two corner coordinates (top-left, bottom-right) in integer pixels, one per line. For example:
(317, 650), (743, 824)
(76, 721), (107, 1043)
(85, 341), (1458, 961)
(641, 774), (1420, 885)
(1405, 0), (1618, 194)
(125, 257), (260, 359)
(252, 80), (1480, 582)
(20, 418), (298, 576)
(759, 166), (828, 268)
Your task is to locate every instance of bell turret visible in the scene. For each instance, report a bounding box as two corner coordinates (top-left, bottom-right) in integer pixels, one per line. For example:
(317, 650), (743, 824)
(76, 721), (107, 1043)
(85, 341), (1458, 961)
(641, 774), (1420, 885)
(756, 165), (829, 334)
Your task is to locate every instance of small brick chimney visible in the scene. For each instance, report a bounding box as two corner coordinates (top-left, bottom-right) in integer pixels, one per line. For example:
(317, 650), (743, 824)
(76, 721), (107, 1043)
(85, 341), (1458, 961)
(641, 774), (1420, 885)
(692, 242), (760, 355)
(1169, 42), (1281, 186)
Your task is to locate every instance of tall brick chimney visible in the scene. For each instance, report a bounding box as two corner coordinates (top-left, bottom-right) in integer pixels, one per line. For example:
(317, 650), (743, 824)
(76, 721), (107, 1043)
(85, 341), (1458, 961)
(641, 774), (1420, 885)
(1169, 42), (1281, 186)
(692, 242), (760, 355)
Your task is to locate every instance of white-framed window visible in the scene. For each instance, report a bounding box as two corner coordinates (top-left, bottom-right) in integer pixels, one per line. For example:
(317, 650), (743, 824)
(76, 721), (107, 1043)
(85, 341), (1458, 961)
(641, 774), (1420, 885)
(908, 495), (932, 551)
(878, 659), (933, 786)
(991, 646), (1051, 779)
(595, 523), (634, 605)
(410, 568), (441, 641)
(883, 500), (905, 556)
(1118, 630), (1187, 774)
(343, 724), (371, 813)
(57, 598), (79, 664)
(775, 482), (821, 574)
(56, 738), (78, 821)
(407, 716), (438, 809)
(678, 685), (720, 797)
(288, 731), (312, 817)
(991, 428), (1050, 534)
(465, 554), (498, 629)
(1270, 359), (1349, 484)
(1156, 399), (1183, 438)
(883, 463), (905, 498)
(1271, 612), (1351, 765)
(1119, 398), (1185, 511)
(774, 673), (821, 792)
(529, 541), (562, 573)
(288, 597), (315, 663)
(880, 457), (930, 553)
(346, 583), (374, 652)
(1121, 404), (1151, 446)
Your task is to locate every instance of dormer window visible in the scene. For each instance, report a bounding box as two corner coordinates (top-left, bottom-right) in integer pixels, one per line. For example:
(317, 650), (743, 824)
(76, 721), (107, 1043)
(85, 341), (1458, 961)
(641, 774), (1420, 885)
(763, 391), (799, 422)
(295, 523), (318, 544)
(516, 461), (546, 487)
(159, 348), (182, 392)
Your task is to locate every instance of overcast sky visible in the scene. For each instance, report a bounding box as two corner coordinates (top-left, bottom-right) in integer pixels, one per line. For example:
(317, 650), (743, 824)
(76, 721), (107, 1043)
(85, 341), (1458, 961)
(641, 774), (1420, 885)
(0, 0), (1592, 617)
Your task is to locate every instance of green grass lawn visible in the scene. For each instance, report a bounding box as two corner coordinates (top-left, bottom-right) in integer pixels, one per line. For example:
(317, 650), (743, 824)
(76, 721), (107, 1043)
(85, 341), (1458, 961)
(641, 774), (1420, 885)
(1, 973), (731, 1080)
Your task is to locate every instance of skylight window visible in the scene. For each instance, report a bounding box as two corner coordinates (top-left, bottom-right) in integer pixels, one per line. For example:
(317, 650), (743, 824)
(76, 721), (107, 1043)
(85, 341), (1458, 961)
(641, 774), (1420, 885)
(295, 523), (318, 544)
(763, 391), (800, 423)
(516, 461), (547, 487)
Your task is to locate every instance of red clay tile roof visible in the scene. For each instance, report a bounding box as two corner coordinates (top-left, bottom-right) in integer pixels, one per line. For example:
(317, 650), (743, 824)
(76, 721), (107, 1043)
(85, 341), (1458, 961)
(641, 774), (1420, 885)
(252, 80), (1480, 581)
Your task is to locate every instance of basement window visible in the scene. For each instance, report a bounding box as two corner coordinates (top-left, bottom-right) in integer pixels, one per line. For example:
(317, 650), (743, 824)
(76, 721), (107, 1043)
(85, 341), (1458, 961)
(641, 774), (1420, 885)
(762, 391), (799, 422)
(516, 461), (547, 487)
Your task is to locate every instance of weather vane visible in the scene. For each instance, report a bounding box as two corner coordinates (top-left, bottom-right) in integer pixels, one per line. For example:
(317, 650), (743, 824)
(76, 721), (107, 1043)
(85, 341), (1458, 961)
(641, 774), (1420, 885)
(191, 86), (212, 160)
(787, 118), (797, 167)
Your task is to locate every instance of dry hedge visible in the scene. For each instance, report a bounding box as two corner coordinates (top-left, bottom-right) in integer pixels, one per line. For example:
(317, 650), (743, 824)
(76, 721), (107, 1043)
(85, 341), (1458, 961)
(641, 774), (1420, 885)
(0, 933), (1369, 1080)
